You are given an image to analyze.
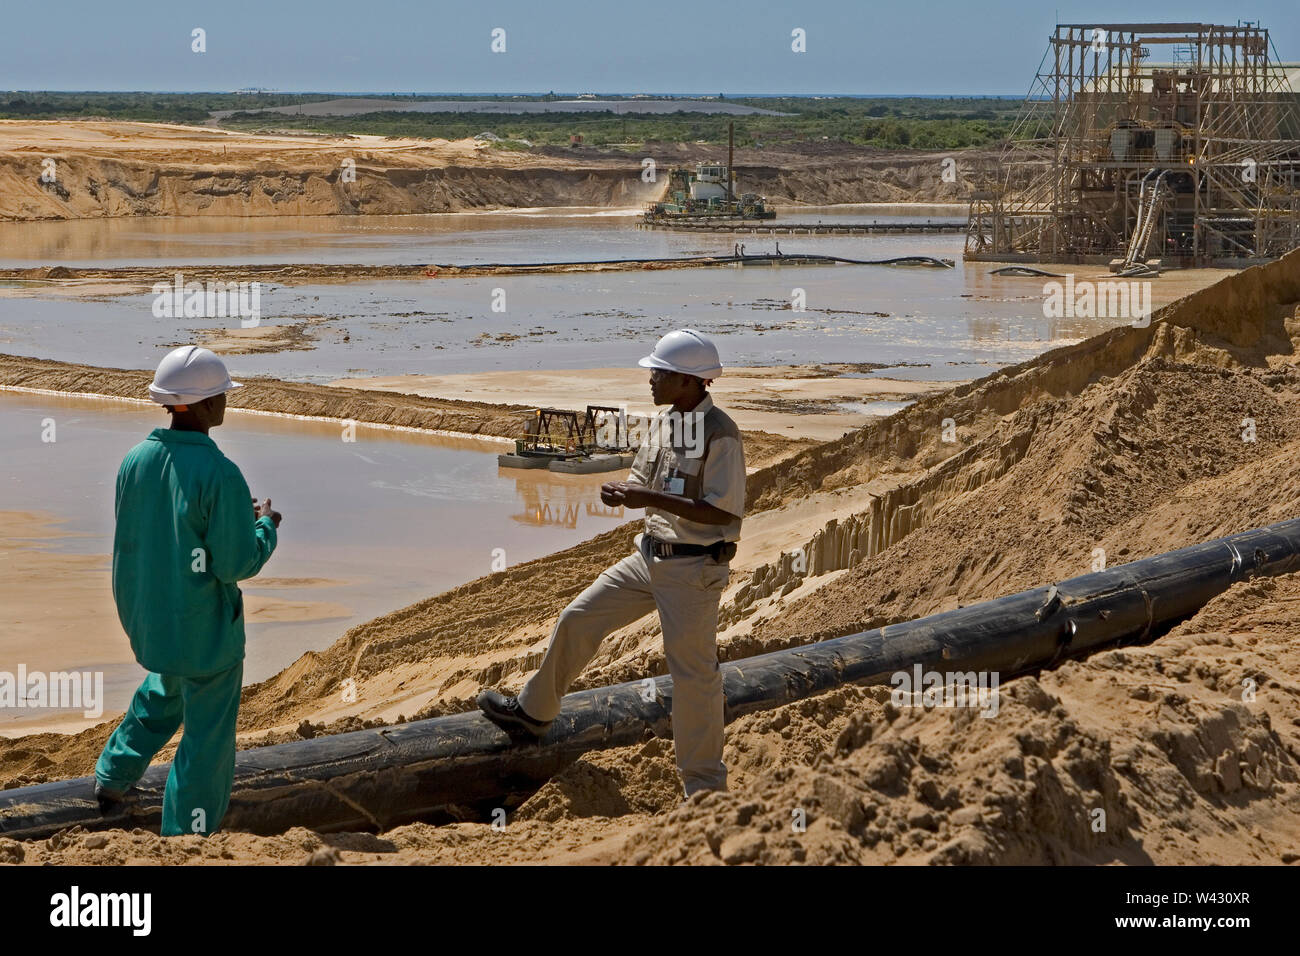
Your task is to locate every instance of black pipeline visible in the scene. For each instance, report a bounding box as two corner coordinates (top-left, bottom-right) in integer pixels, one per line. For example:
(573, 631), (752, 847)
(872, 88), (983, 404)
(3, 518), (1298, 839)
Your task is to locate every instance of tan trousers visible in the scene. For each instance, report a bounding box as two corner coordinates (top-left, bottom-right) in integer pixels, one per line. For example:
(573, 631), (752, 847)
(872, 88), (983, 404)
(518, 533), (731, 795)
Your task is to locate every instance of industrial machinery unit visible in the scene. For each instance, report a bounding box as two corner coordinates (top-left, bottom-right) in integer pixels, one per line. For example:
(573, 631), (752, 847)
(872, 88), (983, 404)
(498, 405), (638, 474)
(515, 406), (629, 458)
(965, 23), (1300, 267)
(644, 122), (775, 223)
(645, 165), (775, 222)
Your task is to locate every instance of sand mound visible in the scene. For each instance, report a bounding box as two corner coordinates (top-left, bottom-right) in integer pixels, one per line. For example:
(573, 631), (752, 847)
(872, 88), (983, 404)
(0, 725), (116, 792)
(743, 358), (1299, 652)
(608, 574), (1300, 865)
(747, 247), (1300, 513)
(513, 738), (682, 822)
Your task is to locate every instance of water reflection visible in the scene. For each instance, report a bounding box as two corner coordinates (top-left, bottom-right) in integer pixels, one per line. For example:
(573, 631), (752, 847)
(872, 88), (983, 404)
(507, 471), (626, 528)
(0, 391), (628, 695)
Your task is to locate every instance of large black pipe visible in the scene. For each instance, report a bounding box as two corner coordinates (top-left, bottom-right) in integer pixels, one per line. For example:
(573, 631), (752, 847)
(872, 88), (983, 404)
(3, 518), (1299, 840)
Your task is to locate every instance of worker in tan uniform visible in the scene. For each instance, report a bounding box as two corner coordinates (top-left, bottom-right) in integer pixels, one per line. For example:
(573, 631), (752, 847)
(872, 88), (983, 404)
(478, 329), (745, 796)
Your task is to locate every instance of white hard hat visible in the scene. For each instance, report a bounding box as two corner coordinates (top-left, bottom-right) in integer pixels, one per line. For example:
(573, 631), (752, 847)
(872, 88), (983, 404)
(637, 328), (723, 379)
(148, 346), (241, 406)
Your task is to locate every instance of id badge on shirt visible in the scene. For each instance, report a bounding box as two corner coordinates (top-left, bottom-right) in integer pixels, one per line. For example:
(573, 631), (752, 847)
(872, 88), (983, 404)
(662, 475), (685, 495)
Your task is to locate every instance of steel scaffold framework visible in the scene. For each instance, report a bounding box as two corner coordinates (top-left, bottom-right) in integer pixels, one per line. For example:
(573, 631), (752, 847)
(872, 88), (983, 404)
(965, 23), (1300, 266)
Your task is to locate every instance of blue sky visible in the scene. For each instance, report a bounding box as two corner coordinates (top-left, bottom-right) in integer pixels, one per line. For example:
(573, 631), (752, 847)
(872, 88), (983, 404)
(2, 1), (1297, 95)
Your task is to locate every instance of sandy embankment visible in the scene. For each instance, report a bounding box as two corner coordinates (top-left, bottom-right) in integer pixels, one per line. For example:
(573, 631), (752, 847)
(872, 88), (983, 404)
(5, 247), (1300, 864)
(0, 120), (658, 222)
(0, 353), (823, 465)
(0, 354), (535, 438)
(334, 365), (949, 443)
(0, 120), (986, 223)
(0, 257), (820, 290)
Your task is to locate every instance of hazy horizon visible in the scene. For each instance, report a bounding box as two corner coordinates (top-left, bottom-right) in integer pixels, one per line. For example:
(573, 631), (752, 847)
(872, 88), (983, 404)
(0, 91), (1031, 98)
(4, 0), (1298, 97)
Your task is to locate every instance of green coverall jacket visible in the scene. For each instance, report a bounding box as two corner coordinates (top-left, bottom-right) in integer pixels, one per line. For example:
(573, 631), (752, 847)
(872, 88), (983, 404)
(112, 428), (277, 676)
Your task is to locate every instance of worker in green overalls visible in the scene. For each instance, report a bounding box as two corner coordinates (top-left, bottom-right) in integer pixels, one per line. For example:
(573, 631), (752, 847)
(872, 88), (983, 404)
(94, 346), (282, 836)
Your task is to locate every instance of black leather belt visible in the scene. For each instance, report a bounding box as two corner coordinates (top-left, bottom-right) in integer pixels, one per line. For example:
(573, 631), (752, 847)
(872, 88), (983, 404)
(647, 536), (737, 562)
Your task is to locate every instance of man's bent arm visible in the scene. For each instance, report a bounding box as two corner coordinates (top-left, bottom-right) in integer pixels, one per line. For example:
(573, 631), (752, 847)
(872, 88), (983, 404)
(206, 467), (277, 582)
(639, 490), (736, 526)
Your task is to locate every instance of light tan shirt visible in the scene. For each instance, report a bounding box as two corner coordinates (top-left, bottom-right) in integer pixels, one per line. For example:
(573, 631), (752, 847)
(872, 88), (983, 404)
(629, 393), (746, 544)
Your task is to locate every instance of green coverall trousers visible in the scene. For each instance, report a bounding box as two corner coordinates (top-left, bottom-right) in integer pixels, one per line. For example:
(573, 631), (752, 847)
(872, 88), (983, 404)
(94, 660), (243, 836)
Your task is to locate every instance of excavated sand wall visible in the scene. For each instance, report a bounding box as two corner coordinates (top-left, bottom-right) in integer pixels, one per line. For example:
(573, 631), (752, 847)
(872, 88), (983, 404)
(725, 426), (1036, 623)
(730, 248), (1300, 623)
(0, 151), (985, 223)
(748, 246), (1300, 513)
(0, 154), (660, 221)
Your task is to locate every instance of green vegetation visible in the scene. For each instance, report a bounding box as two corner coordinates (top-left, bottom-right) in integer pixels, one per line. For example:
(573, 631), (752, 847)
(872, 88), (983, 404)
(0, 91), (325, 123)
(218, 96), (1023, 149)
(0, 92), (1025, 149)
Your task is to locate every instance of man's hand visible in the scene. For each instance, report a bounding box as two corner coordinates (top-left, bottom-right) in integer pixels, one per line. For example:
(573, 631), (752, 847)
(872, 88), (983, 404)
(603, 480), (734, 526)
(601, 481), (653, 509)
(600, 481), (626, 507)
(618, 482), (653, 509)
(254, 497), (283, 529)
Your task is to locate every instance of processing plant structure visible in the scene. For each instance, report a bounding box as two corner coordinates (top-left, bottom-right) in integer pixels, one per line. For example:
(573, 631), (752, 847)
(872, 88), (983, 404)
(965, 22), (1300, 269)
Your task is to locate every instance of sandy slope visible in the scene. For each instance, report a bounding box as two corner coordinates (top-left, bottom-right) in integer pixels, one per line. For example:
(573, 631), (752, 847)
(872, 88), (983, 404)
(4, 248), (1300, 864)
(0, 120), (659, 221)
(0, 120), (989, 222)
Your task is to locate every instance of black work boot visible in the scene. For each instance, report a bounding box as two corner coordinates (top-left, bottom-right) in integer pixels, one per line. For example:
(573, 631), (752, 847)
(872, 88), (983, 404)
(93, 780), (128, 814)
(476, 689), (552, 741)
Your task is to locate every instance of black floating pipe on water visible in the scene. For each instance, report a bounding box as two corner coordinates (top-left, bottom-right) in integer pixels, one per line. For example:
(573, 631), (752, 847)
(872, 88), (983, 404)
(444, 253), (953, 270)
(4, 518), (1299, 840)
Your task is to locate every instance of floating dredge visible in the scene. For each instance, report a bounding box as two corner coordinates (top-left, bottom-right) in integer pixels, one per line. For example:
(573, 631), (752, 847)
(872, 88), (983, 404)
(498, 405), (638, 474)
(644, 122), (775, 224)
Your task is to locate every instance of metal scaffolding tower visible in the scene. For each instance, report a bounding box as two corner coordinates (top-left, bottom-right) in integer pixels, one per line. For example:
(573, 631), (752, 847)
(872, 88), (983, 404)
(965, 23), (1300, 267)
